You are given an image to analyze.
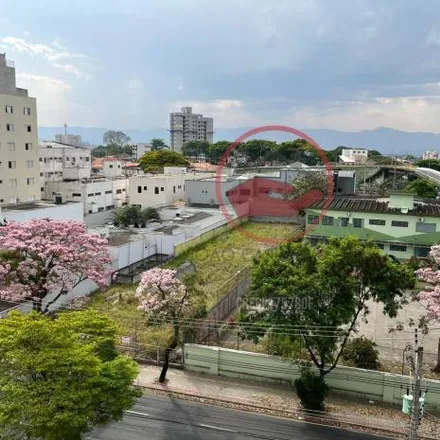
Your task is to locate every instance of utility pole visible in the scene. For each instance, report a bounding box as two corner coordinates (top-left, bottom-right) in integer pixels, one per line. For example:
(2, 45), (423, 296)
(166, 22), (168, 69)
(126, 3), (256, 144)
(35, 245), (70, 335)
(407, 346), (424, 440)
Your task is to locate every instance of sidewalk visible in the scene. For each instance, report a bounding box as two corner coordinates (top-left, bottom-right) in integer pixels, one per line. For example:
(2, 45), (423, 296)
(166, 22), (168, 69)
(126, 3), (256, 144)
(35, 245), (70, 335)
(136, 365), (440, 439)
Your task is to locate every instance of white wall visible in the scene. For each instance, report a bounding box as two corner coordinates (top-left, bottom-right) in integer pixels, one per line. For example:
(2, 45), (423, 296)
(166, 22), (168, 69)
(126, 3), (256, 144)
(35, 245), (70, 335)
(103, 160), (123, 178)
(1, 201), (83, 222)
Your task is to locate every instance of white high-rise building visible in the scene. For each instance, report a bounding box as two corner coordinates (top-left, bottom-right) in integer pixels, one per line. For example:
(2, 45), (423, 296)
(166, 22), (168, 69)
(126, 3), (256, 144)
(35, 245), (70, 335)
(169, 106), (213, 153)
(0, 54), (39, 205)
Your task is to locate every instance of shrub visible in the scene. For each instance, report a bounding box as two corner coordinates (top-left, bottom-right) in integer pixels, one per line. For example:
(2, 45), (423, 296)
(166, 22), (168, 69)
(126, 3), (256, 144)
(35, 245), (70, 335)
(342, 337), (379, 370)
(294, 366), (328, 411)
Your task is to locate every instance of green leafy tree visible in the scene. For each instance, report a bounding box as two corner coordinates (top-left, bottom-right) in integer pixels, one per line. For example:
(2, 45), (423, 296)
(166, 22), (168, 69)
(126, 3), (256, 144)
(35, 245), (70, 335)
(239, 237), (415, 382)
(416, 159), (440, 171)
(207, 141), (231, 163)
(138, 150), (190, 173)
(405, 178), (438, 199)
(113, 205), (160, 228)
(0, 309), (141, 440)
(151, 138), (168, 151)
(182, 140), (210, 161)
(243, 139), (276, 163)
(103, 130), (131, 149)
(342, 337), (379, 370)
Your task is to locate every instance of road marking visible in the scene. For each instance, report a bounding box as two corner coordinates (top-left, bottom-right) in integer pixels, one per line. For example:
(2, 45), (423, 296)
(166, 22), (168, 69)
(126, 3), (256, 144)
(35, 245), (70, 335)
(126, 410), (151, 417)
(198, 423), (237, 433)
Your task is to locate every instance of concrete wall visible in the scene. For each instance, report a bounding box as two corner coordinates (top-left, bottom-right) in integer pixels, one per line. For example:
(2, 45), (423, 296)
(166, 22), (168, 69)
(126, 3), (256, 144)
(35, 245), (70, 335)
(185, 179), (238, 206)
(184, 344), (440, 409)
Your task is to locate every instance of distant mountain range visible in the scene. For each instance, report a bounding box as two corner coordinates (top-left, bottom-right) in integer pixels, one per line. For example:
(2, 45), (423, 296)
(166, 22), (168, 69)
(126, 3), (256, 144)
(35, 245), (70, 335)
(38, 126), (440, 156)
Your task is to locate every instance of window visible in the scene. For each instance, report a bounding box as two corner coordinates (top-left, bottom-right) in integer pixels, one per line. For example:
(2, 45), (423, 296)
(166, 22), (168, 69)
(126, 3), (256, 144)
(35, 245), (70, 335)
(88, 193), (94, 197)
(143, 186), (147, 191)
(72, 193), (82, 197)
(376, 243), (384, 249)
(369, 219), (386, 226)
(85, 157), (90, 161)
(66, 157), (70, 161)
(240, 189), (251, 196)
(39, 157), (43, 162)
(6, 123), (14, 132)
(390, 244), (407, 252)
(322, 216), (334, 226)
(178, 185), (182, 189)
(155, 187), (159, 194)
(95, 192), (101, 196)
(160, 187), (164, 192)
(105, 190), (112, 194)
(307, 215), (319, 225)
(27, 177), (35, 185)
(109, 164), (113, 169)
(116, 189), (122, 194)
(8, 161), (16, 169)
(137, 186), (142, 193)
(9, 178), (17, 187)
(26, 160), (33, 168)
(5, 105), (13, 114)
(416, 222), (436, 233)
(25, 143), (32, 151)
(122, 188), (126, 192)
(40, 187), (44, 192)
(353, 218), (364, 228)
(117, 165), (121, 168)
(23, 107), (31, 116)
(26, 125), (32, 132)
(173, 185), (176, 193)
(8, 142), (15, 151)
(339, 217), (349, 227)
(391, 220), (409, 227)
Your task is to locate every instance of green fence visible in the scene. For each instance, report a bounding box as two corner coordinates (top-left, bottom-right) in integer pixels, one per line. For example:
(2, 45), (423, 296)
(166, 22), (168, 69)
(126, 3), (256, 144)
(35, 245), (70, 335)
(184, 344), (440, 409)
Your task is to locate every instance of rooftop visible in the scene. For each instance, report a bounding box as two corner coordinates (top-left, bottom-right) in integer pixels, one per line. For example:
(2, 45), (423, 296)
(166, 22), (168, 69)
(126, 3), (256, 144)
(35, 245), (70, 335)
(0, 200), (79, 212)
(39, 141), (89, 151)
(308, 196), (440, 216)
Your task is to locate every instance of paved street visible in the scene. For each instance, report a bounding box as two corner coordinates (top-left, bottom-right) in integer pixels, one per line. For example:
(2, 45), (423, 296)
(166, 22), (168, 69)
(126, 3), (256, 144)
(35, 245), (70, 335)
(87, 395), (391, 440)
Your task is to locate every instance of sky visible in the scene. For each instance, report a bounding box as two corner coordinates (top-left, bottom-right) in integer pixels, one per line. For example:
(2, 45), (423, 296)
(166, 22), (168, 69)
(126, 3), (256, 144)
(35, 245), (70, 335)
(2, 0), (440, 132)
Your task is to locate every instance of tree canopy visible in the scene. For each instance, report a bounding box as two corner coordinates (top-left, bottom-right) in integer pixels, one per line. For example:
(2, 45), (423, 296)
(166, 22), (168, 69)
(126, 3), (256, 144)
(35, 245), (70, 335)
(113, 205), (161, 228)
(416, 159), (440, 171)
(92, 144), (133, 158)
(239, 237), (415, 380)
(0, 219), (112, 312)
(405, 178), (438, 199)
(151, 138), (168, 151)
(0, 309), (141, 440)
(138, 150), (190, 173)
(103, 130), (131, 148)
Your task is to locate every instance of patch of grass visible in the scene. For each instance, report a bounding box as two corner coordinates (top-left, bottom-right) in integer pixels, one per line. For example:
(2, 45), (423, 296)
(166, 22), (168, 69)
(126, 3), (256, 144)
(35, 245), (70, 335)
(89, 222), (294, 346)
(165, 222), (294, 308)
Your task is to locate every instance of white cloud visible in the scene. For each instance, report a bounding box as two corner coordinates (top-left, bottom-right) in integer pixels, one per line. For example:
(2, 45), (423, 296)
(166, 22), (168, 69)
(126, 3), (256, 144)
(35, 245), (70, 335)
(52, 62), (91, 80)
(0, 36), (95, 80)
(128, 77), (144, 91)
(16, 73), (72, 125)
(426, 27), (440, 46)
(173, 99), (255, 127)
(284, 96), (440, 133)
(177, 76), (184, 91)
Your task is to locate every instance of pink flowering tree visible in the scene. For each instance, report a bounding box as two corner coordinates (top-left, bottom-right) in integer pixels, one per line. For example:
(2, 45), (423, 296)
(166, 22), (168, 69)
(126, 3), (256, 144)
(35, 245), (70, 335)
(0, 219), (112, 313)
(136, 267), (188, 383)
(416, 244), (440, 372)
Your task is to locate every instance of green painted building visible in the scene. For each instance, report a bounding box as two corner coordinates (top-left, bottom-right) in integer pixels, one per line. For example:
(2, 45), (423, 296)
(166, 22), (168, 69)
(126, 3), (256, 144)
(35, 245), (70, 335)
(304, 193), (440, 260)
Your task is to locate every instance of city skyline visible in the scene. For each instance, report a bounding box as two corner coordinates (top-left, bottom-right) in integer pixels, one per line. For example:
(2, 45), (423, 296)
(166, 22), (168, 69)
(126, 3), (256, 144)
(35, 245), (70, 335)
(1, 1), (440, 133)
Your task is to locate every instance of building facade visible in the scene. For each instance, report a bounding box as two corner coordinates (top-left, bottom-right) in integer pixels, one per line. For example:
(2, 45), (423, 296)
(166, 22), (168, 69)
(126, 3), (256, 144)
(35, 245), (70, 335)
(43, 177), (128, 214)
(423, 150), (439, 160)
(38, 141), (91, 188)
(132, 143), (151, 160)
(0, 54), (39, 204)
(169, 106), (214, 153)
(55, 133), (82, 147)
(304, 193), (440, 260)
(339, 148), (368, 164)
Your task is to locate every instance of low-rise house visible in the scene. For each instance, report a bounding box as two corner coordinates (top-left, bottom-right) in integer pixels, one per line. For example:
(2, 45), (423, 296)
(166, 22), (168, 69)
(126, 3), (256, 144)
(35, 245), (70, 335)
(339, 148), (368, 164)
(304, 192), (440, 259)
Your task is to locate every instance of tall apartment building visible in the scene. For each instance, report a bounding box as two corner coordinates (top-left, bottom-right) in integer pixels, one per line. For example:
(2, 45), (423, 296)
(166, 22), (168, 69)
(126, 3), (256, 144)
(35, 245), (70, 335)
(169, 106), (213, 153)
(0, 54), (39, 204)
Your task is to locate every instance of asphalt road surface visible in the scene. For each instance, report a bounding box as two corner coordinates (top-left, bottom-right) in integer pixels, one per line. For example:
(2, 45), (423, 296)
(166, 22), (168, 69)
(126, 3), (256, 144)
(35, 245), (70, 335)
(87, 395), (391, 440)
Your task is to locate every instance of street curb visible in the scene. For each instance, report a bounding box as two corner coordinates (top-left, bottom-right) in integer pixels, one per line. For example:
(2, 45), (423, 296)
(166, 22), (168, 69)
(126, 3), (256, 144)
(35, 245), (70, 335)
(138, 384), (437, 440)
